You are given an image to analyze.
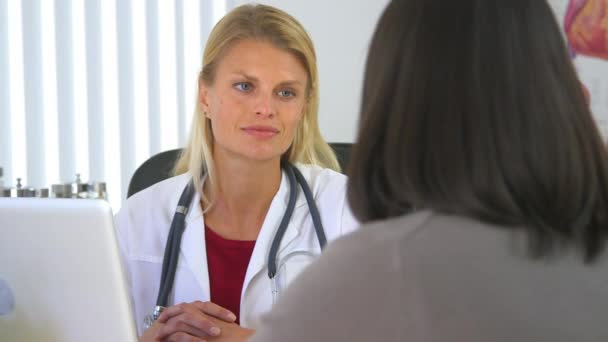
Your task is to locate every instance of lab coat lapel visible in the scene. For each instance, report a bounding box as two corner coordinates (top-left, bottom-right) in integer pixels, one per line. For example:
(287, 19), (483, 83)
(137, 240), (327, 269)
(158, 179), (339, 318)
(178, 191), (211, 301)
(242, 169), (306, 290)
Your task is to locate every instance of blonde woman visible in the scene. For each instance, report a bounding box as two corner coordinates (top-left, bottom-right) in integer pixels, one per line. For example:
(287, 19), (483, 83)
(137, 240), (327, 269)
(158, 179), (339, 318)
(115, 4), (358, 341)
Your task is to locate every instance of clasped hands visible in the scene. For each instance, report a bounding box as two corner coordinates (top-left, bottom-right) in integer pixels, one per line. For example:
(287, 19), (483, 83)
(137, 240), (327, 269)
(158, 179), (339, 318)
(139, 301), (255, 342)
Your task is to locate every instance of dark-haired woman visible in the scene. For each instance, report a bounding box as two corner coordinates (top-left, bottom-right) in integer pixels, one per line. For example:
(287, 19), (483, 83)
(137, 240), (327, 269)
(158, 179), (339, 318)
(250, 0), (608, 341)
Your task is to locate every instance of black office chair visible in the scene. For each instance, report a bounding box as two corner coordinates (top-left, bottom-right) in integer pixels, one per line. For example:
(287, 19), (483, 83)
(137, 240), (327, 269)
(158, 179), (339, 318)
(127, 143), (352, 198)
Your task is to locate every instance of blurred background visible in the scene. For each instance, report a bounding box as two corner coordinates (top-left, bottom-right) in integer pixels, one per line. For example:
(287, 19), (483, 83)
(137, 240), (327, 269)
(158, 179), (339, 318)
(0, 0), (606, 212)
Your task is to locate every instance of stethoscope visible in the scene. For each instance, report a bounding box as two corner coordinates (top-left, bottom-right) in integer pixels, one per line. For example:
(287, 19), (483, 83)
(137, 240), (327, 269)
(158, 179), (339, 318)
(143, 160), (327, 329)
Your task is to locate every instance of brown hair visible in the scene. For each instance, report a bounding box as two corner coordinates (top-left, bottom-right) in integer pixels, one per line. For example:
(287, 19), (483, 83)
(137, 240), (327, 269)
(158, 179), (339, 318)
(348, 0), (608, 262)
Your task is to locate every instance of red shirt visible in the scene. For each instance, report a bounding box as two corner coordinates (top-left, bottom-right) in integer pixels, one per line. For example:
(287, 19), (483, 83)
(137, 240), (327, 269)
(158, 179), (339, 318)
(205, 225), (256, 324)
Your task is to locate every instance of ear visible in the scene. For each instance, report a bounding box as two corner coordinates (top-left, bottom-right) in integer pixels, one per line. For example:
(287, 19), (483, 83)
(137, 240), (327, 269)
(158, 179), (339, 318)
(198, 80), (211, 115)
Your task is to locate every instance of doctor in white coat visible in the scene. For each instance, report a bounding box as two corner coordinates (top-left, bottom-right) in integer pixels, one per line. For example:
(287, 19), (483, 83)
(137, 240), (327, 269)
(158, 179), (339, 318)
(115, 4), (358, 342)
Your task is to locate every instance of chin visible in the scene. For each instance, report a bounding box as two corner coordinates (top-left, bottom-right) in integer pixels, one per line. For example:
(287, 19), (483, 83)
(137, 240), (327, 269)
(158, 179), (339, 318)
(235, 146), (280, 162)
(247, 153), (283, 163)
(221, 139), (289, 163)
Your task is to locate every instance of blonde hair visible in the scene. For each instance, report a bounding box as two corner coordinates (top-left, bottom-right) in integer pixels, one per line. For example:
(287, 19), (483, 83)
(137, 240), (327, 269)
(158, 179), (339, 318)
(174, 4), (340, 208)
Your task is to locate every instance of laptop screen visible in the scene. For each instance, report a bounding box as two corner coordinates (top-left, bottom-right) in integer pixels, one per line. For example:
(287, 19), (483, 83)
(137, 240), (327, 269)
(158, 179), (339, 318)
(0, 198), (137, 341)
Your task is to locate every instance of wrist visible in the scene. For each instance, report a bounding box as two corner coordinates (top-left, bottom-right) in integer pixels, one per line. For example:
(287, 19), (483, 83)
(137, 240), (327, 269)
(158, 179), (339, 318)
(241, 327), (256, 340)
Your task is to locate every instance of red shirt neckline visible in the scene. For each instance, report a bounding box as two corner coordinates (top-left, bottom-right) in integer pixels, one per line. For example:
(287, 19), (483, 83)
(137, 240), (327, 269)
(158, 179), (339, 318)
(204, 225), (257, 247)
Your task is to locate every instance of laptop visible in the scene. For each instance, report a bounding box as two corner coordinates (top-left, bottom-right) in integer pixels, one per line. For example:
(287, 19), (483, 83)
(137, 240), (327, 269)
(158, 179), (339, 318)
(0, 198), (137, 341)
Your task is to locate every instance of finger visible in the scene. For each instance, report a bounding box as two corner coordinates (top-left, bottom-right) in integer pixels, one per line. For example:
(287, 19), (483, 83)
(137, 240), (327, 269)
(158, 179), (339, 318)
(157, 321), (208, 341)
(156, 312), (220, 340)
(174, 314), (221, 338)
(157, 304), (186, 323)
(192, 301), (237, 322)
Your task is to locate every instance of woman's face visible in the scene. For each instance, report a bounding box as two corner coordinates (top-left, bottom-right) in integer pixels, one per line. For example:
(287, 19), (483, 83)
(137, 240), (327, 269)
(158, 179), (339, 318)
(199, 39), (308, 164)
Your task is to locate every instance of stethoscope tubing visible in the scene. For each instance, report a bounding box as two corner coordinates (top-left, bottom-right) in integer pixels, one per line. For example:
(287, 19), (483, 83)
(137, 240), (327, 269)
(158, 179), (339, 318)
(154, 161), (326, 310)
(156, 180), (195, 307)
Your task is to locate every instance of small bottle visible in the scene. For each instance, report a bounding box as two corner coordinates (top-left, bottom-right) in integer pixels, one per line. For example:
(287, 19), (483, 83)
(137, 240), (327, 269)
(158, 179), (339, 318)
(0, 168), (5, 197)
(70, 173), (89, 199)
(51, 184), (71, 198)
(14, 178), (24, 197)
(37, 188), (49, 198)
(12, 178), (35, 197)
(88, 182), (108, 200)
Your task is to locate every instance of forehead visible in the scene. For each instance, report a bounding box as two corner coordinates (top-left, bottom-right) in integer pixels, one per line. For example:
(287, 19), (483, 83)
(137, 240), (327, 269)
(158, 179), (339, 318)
(216, 39), (308, 82)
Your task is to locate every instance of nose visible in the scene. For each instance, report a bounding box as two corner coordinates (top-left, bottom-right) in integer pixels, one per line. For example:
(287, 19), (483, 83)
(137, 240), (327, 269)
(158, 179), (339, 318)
(254, 91), (276, 118)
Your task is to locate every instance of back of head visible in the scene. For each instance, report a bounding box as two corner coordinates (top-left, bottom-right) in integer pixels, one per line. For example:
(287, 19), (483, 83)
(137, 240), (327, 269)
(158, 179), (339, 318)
(348, 0), (608, 262)
(174, 4), (339, 206)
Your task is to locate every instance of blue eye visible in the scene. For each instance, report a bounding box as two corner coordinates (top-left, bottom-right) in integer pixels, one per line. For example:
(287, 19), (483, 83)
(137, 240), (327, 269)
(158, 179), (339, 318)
(234, 82), (252, 92)
(278, 90), (296, 98)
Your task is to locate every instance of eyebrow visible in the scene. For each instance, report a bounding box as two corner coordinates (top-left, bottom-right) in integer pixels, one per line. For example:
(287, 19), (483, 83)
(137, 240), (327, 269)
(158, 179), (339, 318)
(230, 71), (304, 87)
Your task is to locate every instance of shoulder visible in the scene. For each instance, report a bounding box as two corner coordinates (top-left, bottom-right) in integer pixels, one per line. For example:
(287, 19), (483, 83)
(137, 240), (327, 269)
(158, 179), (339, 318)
(292, 163), (348, 207)
(252, 211), (434, 342)
(293, 163), (347, 192)
(292, 163), (358, 235)
(114, 174), (191, 256)
(327, 210), (435, 259)
(119, 173), (190, 217)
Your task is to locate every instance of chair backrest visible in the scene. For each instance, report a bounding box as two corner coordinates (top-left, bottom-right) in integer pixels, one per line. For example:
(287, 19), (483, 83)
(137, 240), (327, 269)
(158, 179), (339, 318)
(127, 143), (353, 198)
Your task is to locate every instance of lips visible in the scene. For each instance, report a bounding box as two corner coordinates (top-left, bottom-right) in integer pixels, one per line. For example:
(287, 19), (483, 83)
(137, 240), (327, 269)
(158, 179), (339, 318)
(241, 125), (280, 138)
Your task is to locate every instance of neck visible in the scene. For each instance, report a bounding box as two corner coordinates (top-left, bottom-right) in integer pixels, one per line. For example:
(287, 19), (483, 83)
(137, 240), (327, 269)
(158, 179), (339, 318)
(203, 154), (282, 240)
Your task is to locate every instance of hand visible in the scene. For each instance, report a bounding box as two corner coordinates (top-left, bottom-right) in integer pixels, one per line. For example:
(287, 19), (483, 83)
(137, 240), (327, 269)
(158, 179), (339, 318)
(138, 320), (162, 342)
(153, 301), (237, 341)
(204, 316), (255, 342)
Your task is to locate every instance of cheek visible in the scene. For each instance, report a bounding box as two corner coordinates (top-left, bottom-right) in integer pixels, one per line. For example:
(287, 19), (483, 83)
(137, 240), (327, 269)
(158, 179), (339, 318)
(286, 101), (306, 125)
(281, 114), (303, 147)
(208, 97), (243, 142)
(281, 113), (301, 138)
(208, 96), (224, 117)
(207, 97), (235, 131)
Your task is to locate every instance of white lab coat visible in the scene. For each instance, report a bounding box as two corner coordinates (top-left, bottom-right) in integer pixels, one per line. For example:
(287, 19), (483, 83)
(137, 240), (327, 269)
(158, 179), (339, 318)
(114, 164), (359, 335)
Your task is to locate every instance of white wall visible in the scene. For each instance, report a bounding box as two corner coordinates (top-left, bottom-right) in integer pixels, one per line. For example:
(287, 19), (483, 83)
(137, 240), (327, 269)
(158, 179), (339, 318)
(225, 1), (608, 143)
(227, 0), (390, 143)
